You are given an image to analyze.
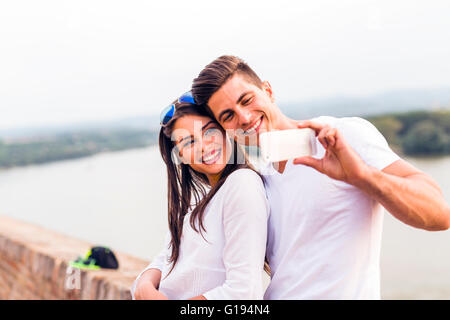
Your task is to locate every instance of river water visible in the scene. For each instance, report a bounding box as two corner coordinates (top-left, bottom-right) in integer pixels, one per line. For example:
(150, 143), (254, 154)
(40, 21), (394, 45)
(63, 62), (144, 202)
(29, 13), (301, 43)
(0, 146), (449, 299)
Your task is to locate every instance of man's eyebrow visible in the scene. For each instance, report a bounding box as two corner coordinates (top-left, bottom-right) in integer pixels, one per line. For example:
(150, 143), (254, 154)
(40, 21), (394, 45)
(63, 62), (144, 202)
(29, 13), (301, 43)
(236, 91), (252, 105)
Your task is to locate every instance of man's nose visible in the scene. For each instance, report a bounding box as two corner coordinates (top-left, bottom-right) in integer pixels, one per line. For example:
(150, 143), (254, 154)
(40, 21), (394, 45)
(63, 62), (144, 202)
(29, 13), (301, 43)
(235, 107), (252, 126)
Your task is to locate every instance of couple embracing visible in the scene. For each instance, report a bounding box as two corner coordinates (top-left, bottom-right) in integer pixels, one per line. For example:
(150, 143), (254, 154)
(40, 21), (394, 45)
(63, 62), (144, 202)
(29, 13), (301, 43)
(131, 56), (450, 300)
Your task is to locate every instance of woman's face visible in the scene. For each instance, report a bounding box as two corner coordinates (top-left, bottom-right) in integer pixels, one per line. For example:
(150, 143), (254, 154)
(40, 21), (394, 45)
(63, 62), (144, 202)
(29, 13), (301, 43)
(171, 114), (231, 177)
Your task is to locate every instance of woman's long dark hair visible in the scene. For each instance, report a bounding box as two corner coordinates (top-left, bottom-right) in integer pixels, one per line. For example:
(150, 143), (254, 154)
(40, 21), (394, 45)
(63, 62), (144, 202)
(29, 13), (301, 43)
(159, 101), (269, 275)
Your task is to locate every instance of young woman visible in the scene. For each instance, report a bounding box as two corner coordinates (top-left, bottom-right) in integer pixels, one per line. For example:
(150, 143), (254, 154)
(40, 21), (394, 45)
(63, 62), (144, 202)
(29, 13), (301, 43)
(131, 92), (269, 300)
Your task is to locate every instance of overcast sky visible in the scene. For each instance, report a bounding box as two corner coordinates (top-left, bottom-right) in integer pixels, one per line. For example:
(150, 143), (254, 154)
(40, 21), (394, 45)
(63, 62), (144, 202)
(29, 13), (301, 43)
(0, 0), (449, 129)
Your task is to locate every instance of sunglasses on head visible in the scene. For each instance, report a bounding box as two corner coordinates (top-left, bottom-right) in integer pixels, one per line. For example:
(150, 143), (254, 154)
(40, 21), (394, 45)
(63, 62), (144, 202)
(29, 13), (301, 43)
(160, 91), (196, 125)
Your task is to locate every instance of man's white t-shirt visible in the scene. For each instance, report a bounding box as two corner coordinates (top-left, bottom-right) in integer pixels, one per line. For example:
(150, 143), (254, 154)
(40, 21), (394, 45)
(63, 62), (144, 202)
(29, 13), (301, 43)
(262, 116), (400, 300)
(131, 168), (269, 300)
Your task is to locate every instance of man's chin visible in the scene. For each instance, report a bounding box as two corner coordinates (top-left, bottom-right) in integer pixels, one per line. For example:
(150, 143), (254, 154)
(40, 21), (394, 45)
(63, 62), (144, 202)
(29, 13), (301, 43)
(234, 134), (259, 147)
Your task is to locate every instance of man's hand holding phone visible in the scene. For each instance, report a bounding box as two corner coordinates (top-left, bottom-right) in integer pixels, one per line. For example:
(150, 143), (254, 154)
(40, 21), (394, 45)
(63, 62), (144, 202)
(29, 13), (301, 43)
(292, 120), (369, 186)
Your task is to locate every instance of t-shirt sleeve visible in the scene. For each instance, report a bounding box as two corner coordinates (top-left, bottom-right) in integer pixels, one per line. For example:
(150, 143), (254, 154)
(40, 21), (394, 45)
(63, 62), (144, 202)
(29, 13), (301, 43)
(334, 117), (401, 171)
(130, 231), (171, 300)
(203, 169), (269, 300)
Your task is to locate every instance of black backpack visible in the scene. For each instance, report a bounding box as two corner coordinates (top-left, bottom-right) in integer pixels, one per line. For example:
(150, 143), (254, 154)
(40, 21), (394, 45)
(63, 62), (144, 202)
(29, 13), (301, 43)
(89, 246), (119, 269)
(71, 246), (119, 270)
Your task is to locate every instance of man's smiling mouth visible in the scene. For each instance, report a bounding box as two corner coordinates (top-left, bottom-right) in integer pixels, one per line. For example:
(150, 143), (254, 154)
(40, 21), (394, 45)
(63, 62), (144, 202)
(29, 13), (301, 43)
(243, 116), (263, 136)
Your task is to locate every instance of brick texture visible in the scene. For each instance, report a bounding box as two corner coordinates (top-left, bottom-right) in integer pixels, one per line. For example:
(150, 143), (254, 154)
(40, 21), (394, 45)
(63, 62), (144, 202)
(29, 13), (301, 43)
(0, 215), (149, 300)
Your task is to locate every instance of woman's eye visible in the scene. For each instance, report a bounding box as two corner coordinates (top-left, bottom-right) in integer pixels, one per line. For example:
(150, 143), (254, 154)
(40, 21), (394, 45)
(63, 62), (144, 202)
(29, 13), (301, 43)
(206, 127), (218, 133)
(183, 140), (194, 148)
(204, 128), (220, 138)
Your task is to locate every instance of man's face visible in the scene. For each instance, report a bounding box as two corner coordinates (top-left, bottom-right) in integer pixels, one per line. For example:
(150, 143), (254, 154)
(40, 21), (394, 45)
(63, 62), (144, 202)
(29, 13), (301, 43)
(207, 73), (277, 146)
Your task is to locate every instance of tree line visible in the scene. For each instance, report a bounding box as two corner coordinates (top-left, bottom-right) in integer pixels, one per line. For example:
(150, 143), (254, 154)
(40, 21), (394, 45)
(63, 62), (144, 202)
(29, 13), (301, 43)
(0, 109), (449, 168)
(366, 109), (450, 156)
(0, 129), (158, 168)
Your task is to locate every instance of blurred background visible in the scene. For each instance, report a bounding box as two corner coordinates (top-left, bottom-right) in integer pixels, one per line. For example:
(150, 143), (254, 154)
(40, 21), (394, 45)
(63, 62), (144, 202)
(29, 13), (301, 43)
(1, 0), (449, 299)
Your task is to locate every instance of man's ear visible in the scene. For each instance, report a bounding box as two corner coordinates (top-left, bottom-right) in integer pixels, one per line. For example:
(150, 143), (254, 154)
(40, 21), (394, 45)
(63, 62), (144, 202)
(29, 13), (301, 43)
(262, 80), (275, 102)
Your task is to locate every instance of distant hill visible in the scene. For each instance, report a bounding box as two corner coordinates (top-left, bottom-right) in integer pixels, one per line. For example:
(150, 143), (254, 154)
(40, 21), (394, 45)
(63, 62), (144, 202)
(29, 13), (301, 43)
(0, 114), (161, 142)
(279, 87), (450, 120)
(0, 129), (158, 168)
(1, 87), (449, 142)
(1, 89), (450, 168)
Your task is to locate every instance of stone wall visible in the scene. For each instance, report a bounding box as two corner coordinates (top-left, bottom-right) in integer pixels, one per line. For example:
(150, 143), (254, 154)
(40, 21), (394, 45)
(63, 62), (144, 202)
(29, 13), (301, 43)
(0, 215), (149, 300)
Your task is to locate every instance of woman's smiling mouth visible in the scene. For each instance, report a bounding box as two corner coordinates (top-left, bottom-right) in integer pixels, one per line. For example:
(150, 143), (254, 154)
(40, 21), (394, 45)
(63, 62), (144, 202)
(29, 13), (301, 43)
(202, 148), (222, 165)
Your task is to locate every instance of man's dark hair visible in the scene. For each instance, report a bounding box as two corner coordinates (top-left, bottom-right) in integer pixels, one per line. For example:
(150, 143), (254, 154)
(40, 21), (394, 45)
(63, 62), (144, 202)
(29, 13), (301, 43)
(192, 55), (263, 106)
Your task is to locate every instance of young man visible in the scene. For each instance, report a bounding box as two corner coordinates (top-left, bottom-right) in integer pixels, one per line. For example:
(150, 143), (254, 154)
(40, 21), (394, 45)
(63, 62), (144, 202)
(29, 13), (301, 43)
(191, 55), (450, 299)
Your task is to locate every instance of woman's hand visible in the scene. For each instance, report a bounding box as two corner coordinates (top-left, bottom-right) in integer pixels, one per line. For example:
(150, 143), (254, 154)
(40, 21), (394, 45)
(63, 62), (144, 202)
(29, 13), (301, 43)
(133, 268), (168, 300)
(134, 282), (168, 300)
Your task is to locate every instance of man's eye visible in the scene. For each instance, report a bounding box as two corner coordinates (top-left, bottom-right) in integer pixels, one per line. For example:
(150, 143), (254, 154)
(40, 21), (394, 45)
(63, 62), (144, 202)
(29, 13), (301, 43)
(223, 113), (233, 122)
(243, 97), (253, 105)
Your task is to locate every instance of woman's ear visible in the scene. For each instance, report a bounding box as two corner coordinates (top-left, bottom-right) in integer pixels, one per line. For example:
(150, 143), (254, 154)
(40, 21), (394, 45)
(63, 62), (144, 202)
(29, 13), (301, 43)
(171, 147), (185, 165)
(262, 80), (275, 102)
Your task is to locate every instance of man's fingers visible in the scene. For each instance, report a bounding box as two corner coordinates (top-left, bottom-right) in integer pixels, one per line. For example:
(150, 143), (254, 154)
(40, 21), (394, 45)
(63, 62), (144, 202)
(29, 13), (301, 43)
(297, 120), (337, 150)
(293, 156), (323, 173)
(311, 125), (338, 150)
(326, 128), (337, 147)
(297, 120), (326, 135)
(297, 120), (341, 153)
(317, 127), (330, 149)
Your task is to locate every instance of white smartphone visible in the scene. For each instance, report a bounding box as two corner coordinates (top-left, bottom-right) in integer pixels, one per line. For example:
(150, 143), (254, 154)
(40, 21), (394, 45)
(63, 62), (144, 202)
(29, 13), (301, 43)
(259, 128), (317, 162)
